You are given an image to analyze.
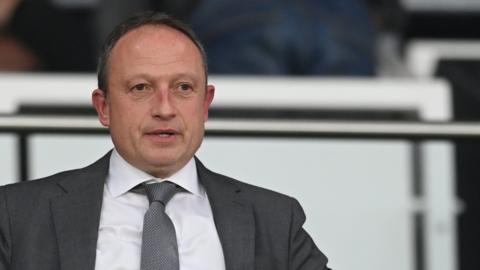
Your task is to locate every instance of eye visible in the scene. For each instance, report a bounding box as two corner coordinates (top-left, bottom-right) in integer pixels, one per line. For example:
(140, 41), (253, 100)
(178, 83), (192, 92)
(175, 83), (194, 96)
(133, 83), (148, 91)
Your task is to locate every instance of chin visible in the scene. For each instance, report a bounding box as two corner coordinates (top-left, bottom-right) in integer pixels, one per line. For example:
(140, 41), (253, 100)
(143, 152), (181, 167)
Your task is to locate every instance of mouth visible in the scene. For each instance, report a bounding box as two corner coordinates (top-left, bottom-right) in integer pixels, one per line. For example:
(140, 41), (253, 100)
(147, 130), (176, 137)
(144, 128), (179, 142)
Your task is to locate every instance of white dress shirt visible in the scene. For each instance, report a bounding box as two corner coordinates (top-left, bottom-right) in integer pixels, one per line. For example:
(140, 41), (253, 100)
(95, 149), (226, 270)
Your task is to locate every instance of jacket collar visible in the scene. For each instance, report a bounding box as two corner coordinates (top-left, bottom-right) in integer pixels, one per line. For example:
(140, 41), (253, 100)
(196, 158), (255, 270)
(51, 151), (111, 270)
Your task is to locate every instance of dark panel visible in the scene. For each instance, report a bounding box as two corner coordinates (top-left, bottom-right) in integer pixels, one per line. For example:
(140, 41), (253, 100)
(436, 59), (480, 270)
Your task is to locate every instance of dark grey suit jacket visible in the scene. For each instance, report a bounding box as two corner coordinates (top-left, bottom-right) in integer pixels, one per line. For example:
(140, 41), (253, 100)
(0, 152), (330, 270)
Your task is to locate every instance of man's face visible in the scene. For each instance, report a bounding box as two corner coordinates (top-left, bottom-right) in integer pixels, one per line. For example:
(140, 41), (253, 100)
(92, 25), (214, 178)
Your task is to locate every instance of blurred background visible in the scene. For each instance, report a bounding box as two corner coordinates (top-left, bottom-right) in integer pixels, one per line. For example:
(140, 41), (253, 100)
(1, 0), (480, 270)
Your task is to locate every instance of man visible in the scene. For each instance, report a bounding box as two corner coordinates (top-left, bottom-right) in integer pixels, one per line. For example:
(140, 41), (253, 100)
(0, 12), (330, 270)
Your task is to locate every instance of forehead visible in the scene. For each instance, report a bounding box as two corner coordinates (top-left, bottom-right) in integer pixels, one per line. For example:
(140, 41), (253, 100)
(108, 25), (204, 79)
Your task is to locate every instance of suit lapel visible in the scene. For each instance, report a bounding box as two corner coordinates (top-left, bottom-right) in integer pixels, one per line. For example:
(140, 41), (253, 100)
(196, 159), (255, 270)
(51, 152), (111, 270)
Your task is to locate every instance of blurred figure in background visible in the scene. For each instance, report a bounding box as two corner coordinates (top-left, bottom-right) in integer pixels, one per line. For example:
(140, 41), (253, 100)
(189, 0), (376, 75)
(0, 0), (39, 71)
(1, 0), (98, 72)
(97, 0), (376, 76)
(1, 0), (376, 76)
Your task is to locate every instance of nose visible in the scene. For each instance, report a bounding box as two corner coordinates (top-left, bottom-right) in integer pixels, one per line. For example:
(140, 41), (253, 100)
(150, 88), (176, 120)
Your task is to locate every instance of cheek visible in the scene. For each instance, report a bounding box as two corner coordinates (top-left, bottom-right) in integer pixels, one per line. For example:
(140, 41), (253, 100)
(184, 102), (208, 125)
(189, 105), (208, 141)
(109, 102), (144, 134)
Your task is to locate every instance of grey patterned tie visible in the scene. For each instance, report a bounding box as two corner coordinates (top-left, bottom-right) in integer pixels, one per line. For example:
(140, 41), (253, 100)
(141, 181), (180, 270)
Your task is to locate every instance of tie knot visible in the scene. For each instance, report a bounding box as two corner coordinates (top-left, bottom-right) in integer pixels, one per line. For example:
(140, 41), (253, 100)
(143, 181), (179, 205)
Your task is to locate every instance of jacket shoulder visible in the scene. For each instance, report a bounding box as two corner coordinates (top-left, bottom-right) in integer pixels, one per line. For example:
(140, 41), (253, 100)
(199, 163), (299, 210)
(1, 167), (86, 197)
(0, 151), (110, 203)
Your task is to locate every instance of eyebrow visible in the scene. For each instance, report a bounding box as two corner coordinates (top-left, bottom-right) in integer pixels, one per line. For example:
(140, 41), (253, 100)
(125, 71), (202, 83)
(124, 72), (155, 83)
(170, 72), (202, 82)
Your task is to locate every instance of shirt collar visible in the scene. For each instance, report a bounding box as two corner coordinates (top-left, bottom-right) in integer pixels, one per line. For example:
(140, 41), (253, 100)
(106, 149), (204, 198)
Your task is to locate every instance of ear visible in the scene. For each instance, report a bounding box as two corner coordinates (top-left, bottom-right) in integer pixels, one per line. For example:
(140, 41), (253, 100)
(92, 89), (110, 127)
(203, 84), (215, 121)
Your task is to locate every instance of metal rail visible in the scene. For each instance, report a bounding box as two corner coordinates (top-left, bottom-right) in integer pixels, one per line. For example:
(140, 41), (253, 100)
(1, 115), (480, 140)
